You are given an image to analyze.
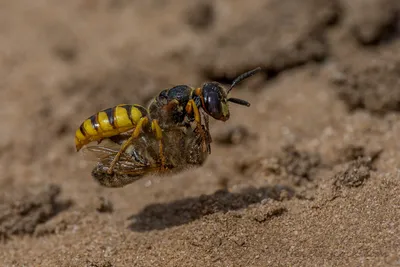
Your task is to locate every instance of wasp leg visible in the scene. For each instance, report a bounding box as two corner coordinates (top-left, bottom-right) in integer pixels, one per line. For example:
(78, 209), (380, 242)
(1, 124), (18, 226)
(185, 99), (207, 153)
(151, 119), (166, 171)
(107, 116), (149, 174)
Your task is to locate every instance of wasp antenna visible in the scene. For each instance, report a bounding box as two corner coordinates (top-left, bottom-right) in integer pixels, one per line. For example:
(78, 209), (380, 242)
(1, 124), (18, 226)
(228, 97), (250, 107)
(228, 67), (262, 94)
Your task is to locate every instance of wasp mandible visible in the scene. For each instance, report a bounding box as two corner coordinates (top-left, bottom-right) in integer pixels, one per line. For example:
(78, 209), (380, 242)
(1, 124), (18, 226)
(75, 67), (262, 176)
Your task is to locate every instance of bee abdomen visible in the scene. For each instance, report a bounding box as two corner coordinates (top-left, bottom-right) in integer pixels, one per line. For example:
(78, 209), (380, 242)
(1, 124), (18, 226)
(75, 104), (148, 151)
(91, 164), (144, 188)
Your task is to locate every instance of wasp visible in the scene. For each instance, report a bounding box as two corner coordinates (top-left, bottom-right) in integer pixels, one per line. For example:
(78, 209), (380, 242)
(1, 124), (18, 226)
(75, 67), (262, 182)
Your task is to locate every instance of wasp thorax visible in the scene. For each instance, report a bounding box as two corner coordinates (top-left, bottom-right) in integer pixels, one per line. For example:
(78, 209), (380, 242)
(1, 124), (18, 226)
(201, 82), (230, 121)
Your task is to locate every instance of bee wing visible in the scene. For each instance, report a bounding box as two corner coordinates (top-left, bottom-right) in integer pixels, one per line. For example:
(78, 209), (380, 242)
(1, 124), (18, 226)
(82, 138), (157, 176)
(81, 139), (121, 162)
(81, 139), (141, 163)
(112, 165), (163, 175)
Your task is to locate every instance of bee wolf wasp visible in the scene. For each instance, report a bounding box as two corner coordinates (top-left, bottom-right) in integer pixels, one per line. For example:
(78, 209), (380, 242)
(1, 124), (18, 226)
(75, 67), (262, 186)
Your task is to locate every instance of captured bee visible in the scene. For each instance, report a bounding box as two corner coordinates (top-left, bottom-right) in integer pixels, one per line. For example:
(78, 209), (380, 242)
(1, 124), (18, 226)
(84, 122), (208, 187)
(75, 67), (262, 183)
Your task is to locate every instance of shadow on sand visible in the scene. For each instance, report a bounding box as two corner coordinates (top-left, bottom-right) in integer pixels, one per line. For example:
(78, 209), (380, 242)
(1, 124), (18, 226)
(128, 185), (293, 232)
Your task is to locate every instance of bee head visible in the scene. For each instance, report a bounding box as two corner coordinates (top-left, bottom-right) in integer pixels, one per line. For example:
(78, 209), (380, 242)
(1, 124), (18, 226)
(198, 67), (262, 121)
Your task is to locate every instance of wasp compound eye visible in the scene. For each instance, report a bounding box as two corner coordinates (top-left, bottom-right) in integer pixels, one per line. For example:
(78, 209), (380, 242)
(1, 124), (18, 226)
(204, 88), (221, 117)
(202, 82), (229, 121)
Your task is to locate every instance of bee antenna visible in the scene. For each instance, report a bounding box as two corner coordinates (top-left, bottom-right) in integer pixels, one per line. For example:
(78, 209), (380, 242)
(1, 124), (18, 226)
(227, 67), (262, 94)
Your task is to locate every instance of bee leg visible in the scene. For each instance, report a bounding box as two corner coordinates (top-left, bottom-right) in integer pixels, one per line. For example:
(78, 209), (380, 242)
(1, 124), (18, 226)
(151, 119), (166, 171)
(162, 99), (180, 112)
(186, 99), (207, 153)
(107, 116), (149, 174)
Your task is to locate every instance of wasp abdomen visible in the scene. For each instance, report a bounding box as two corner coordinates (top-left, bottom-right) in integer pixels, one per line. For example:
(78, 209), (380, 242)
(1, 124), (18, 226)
(75, 104), (148, 151)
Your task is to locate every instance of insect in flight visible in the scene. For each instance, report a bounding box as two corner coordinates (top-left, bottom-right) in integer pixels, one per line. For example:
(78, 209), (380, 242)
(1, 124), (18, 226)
(75, 67), (262, 187)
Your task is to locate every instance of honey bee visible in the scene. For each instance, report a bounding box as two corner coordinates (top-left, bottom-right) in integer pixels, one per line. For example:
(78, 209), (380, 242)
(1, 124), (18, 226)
(75, 67), (262, 186)
(84, 122), (209, 187)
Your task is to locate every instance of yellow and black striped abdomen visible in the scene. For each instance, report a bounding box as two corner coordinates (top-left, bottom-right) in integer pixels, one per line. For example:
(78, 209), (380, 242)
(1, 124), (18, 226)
(75, 104), (148, 151)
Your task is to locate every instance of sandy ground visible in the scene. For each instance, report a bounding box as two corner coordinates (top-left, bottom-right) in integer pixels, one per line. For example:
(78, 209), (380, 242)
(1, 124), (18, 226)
(1, 0), (400, 266)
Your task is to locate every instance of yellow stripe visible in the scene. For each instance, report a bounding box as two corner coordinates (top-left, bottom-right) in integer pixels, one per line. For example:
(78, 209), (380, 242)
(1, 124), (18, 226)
(130, 106), (143, 124)
(75, 128), (85, 142)
(115, 106), (133, 128)
(83, 119), (97, 135)
(98, 111), (114, 131)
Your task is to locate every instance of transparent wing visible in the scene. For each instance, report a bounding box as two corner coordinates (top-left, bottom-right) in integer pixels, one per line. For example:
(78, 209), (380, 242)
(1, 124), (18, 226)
(81, 138), (153, 175)
(81, 139), (123, 162)
(81, 125), (210, 180)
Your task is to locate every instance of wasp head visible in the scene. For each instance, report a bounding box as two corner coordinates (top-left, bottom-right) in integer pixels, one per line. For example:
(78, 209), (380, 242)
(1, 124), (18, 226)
(200, 82), (230, 121)
(198, 67), (262, 121)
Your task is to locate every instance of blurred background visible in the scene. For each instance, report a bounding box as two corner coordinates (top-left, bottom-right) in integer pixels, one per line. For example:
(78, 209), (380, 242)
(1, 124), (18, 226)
(0, 0), (400, 266)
